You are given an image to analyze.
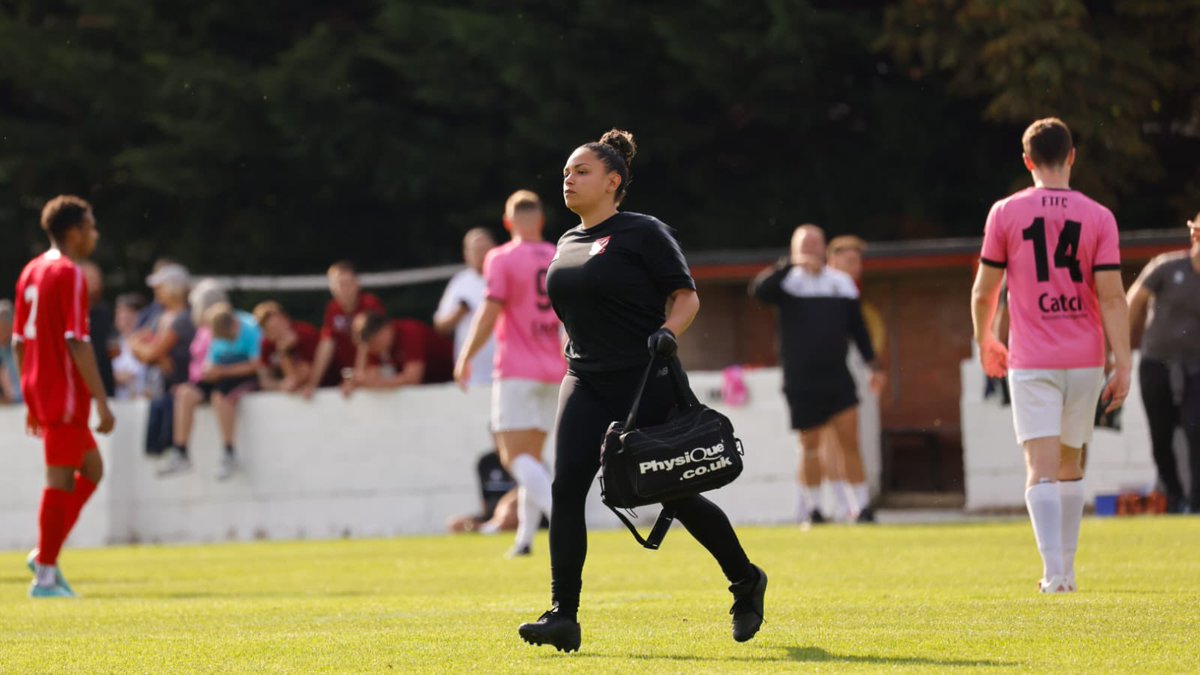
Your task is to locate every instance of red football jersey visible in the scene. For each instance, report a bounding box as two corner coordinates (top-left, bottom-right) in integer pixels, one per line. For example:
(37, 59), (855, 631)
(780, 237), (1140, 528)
(320, 292), (384, 371)
(13, 250), (92, 427)
(260, 320), (339, 387)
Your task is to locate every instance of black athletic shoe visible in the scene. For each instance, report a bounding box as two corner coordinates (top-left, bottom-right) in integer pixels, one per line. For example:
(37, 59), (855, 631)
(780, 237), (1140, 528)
(856, 507), (877, 523)
(729, 564), (767, 643)
(808, 509), (827, 525)
(518, 608), (581, 653)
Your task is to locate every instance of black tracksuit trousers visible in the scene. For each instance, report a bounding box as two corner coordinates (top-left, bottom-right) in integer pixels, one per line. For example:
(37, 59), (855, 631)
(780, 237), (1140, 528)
(548, 361), (753, 619)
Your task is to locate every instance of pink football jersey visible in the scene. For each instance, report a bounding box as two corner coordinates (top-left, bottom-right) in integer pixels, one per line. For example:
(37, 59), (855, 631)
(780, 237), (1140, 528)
(980, 187), (1121, 369)
(484, 240), (566, 383)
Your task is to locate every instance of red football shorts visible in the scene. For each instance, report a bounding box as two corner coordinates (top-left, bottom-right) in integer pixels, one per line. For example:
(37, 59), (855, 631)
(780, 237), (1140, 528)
(42, 424), (97, 468)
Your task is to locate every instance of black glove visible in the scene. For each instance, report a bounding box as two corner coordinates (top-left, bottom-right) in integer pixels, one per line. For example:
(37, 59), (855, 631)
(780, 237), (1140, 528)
(647, 327), (677, 358)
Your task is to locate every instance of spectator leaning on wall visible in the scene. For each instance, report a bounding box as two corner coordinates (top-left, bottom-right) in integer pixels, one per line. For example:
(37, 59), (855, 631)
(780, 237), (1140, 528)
(254, 300), (337, 392)
(345, 312), (454, 394)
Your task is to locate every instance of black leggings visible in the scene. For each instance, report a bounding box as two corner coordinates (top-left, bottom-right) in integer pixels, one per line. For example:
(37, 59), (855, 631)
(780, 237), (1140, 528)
(549, 362), (753, 619)
(1139, 359), (1200, 508)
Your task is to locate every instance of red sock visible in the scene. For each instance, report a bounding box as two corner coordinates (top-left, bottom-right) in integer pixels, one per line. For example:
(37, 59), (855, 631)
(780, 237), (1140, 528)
(37, 488), (72, 567)
(62, 473), (99, 541)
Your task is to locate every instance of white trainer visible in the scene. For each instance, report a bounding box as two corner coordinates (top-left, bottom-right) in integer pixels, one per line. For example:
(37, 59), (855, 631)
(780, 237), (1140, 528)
(157, 449), (193, 477)
(1038, 575), (1072, 594)
(215, 455), (239, 481)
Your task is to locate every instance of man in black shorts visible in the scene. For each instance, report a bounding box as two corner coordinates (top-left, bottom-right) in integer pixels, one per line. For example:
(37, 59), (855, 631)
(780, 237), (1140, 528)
(751, 224), (883, 525)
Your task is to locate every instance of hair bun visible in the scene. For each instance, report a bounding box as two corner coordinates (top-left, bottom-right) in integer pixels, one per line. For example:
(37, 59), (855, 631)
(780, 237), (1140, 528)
(599, 128), (637, 167)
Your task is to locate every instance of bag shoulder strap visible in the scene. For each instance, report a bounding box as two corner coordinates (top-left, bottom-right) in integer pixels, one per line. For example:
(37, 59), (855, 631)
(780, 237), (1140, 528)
(605, 503), (676, 550)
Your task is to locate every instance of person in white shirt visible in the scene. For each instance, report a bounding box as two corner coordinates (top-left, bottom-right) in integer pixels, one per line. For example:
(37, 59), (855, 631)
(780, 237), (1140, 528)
(435, 228), (496, 388)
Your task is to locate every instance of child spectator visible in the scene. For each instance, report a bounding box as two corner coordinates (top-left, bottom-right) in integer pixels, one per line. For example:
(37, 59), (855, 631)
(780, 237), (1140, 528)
(161, 301), (261, 481)
(344, 312), (454, 394)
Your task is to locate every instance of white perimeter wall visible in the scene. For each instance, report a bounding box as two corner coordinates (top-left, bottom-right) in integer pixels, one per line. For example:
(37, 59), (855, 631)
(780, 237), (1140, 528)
(961, 350), (1162, 510)
(0, 368), (883, 551)
(3, 354), (1172, 551)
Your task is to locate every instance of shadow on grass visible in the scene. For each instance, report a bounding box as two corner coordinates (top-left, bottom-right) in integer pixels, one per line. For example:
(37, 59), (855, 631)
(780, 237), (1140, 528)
(785, 646), (1017, 668)
(587, 646), (1016, 668)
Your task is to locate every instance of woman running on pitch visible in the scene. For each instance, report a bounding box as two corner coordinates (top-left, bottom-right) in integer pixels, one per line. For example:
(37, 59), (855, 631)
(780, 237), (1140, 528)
(518, 129), (766, 652)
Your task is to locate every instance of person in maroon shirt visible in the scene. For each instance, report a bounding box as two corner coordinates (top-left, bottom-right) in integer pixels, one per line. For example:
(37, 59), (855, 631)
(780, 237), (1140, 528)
(301, 261), (384, 397)
(344, 312), (453, 394)
(254, 301), (336, 392)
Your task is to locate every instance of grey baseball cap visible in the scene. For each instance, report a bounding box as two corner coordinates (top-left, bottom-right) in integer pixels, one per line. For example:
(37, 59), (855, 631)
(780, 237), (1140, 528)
(146, 264), (191, 288)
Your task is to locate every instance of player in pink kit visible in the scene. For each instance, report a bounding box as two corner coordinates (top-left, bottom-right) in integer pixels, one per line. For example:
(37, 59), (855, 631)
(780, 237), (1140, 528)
(14, 195), (116, 598)
(971, 118), (1132, 594)
(455, 190), (566, 558)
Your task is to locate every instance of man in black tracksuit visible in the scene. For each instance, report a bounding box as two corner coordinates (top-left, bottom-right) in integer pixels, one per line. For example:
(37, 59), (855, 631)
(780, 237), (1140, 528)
(751, 224), (883, 524)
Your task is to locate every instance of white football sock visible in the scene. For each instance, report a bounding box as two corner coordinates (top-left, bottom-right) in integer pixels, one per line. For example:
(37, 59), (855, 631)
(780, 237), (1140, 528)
(509, 454), (553, 516)
(514, 487), (539, 550)
(797, 484), (819, 519)
(1025, 481), (1064, 579)
(35, 564), (56, 587)
(830, 481), (852, 520)
(851, 483), (871, 513)
(1058, 479), (1085, 579)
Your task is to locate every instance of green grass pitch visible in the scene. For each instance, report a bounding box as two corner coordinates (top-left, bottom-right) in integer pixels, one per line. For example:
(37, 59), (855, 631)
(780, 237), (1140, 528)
(3, 517), (1198, 672)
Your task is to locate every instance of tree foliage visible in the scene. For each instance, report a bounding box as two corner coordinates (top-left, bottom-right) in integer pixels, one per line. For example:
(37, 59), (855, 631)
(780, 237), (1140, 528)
(880, 0), (1200, 217)
(1, 0), (1196, 299)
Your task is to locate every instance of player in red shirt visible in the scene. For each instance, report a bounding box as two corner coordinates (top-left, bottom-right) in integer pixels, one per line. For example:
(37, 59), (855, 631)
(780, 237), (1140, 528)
(301, 261), (384, 397)
(345, 312), (454, 393)
(971, 118), (1131, 594)
(13, 195), (115, 598)
(253, 301), (337, 391)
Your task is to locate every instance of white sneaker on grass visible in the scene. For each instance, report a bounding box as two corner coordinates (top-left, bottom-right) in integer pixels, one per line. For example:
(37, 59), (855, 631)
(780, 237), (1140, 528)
(1038, 575), (1072, 594)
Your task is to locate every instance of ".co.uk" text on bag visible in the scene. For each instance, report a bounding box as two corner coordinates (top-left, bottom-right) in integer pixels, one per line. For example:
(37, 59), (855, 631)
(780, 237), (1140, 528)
(599, 357), (744, 549)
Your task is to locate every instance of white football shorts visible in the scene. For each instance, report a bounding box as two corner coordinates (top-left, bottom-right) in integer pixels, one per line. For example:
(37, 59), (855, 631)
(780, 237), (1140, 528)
(1008, 367), (1106, 447)
(492, 378), (560, 433)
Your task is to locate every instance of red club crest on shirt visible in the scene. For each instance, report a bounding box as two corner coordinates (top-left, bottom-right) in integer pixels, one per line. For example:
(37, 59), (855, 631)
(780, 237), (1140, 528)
(589, 236), (612, 256)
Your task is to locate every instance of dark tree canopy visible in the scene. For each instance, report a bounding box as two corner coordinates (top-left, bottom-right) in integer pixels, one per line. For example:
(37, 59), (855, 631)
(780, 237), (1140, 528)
(2, 0), (1197, 302)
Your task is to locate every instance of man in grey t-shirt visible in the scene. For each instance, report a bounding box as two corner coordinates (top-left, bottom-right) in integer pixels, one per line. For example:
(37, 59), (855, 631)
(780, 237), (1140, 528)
(1128, 211), (1200, 513)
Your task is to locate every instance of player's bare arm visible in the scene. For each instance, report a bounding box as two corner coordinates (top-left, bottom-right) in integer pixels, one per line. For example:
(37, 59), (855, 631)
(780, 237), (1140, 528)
(971, 264), (1008, 377)
(663, 288), (699, 338)
(1126, 269), (1155, 350)
(454, 298), (501, 390)
(66, 338), (114, 434)
(1095, 270), (1132, 413)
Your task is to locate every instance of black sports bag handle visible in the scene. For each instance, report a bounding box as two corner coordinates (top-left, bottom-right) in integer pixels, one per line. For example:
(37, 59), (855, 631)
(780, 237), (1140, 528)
(623, 356), (698, 430)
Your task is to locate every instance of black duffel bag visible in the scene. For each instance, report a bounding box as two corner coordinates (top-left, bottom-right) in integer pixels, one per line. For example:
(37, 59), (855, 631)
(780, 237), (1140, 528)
(599, 356), (744, 549)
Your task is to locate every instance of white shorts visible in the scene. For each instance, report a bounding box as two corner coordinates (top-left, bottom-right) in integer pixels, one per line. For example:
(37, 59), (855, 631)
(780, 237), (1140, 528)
(1008, 368), (1105, 447)
(492, 379), (560, 433)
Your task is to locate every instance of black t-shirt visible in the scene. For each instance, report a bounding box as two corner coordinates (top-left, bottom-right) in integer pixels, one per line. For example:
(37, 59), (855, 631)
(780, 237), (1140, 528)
(546, 211), (696, 372)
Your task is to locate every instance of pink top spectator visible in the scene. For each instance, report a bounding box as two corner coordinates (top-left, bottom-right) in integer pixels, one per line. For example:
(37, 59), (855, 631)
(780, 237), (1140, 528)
(980, 187), (1121, 370)
(188, 326), (212, 384)
(484, 240), (566, 383)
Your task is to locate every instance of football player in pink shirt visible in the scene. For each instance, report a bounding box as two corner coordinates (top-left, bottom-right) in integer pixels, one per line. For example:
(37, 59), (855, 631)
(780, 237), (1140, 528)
(454, 190), (566, 558)
(971, 118), (1132, 594)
